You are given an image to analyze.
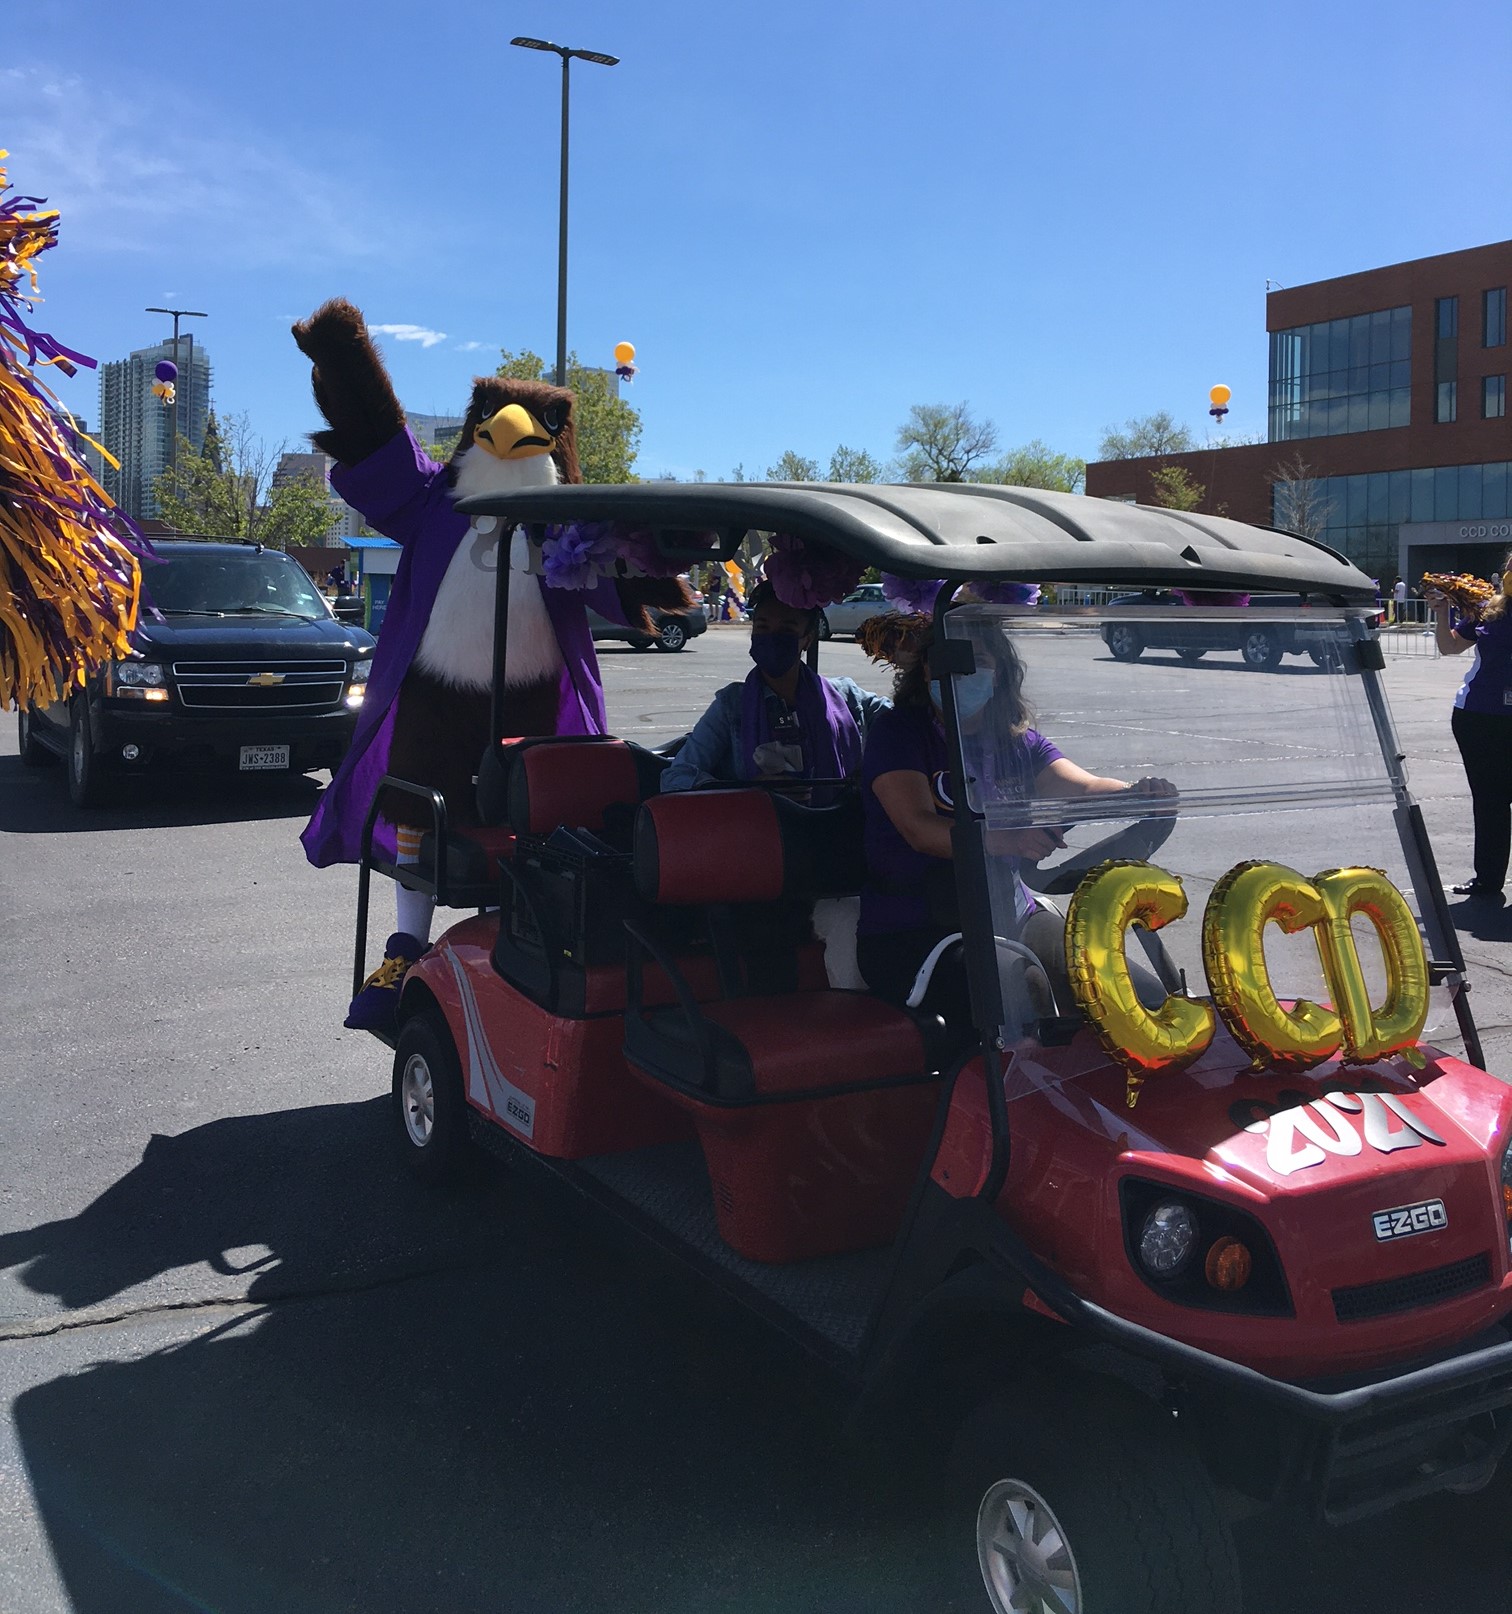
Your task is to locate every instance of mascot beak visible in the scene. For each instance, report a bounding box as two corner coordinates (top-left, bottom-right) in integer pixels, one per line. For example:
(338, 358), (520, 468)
(474, 403), (558, 460)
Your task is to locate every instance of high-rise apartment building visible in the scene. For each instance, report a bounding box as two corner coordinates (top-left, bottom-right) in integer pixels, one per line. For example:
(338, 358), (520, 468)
(1086, 241), (1512, 583)
(97, 337), (213, 520)
(272, 450), (364, 539)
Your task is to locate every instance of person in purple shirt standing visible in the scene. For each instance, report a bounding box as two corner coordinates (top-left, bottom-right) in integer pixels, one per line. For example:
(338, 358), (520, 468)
(1430, 552), (1512, 898)
(856, 614), (1175, 1052)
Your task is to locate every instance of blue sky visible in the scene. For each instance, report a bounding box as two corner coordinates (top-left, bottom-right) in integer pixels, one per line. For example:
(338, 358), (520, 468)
(9, 0), (1511, 480)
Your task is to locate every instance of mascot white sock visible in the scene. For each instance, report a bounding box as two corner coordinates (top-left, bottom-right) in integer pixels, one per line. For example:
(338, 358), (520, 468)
(393, 825), (436, 944)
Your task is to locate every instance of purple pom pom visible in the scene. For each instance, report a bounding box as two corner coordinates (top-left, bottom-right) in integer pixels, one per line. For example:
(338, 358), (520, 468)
(1172, 589), (1250, 608)
(154, 359), (177, 383)
(765, 534), (866, 610)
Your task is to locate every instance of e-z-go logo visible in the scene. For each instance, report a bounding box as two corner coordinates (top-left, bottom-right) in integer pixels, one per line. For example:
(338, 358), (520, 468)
(1228, 1088), (1445, 1176)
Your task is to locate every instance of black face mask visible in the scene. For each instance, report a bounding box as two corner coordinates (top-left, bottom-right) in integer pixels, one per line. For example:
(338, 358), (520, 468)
(750, 632), (802, 677)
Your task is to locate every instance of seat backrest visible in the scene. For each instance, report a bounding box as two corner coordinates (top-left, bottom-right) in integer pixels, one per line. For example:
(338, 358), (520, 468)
(633, 788), (867, 907)
(476, 736), (666, 833)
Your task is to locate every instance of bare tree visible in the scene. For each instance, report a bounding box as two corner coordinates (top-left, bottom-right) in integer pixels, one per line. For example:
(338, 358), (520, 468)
(1270, 452), (1334, 541)
(896, 402), (999, 483)
(1098, 411), (1195, 461)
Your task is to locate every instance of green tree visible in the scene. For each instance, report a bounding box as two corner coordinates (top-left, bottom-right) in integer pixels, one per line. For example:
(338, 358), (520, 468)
(896, 402), (999, 482)
(1148, 464), (1206, 510)
(976, 439), (1086, 493)
(496, 348), (641, 483)
(828, 444), (884, 483)
(153, 412), (336, 549)
(766, 450), (822, 481)
(1097, 411), (1195, 460)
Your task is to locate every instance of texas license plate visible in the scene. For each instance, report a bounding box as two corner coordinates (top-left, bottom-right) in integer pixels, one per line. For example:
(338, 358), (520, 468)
(240, 744), (291, 771)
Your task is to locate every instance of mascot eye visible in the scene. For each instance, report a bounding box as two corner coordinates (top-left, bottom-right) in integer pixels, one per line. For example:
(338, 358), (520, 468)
(541, 404), (566, 436)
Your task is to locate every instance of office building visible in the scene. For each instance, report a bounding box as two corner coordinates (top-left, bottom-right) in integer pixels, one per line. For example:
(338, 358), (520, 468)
(272, 450), (365, 540)
(1086, 241), (1512, 583)
(97, 337), (213, 521)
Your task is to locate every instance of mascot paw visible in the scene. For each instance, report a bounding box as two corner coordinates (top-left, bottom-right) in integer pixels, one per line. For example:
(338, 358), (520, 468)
(291, 297), (370, 362)
(344, 931), (427, 1033)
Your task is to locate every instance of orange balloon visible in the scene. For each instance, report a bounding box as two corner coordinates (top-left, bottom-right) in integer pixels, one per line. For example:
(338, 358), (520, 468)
(614, 341), (636, 365)
(1209, 384), (1232, 407)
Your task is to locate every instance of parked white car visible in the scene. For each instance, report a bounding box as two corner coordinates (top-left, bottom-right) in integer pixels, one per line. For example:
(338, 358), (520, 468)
(817, 582), (889, 639)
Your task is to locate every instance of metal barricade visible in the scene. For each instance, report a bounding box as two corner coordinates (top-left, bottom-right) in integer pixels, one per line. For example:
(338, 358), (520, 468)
(1377, 598), (1439, 657)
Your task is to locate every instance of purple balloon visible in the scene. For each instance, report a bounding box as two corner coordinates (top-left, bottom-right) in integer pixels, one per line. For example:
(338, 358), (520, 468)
(154, 359), (178, 383)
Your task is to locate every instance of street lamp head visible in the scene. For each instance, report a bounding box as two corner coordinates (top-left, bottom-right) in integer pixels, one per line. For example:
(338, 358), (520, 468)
(511, 36), (559, 51)
(569, 49), (619, 66)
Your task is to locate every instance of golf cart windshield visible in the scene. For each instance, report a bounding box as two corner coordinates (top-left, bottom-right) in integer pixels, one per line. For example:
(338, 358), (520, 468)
(941, 600), (1445, 1072)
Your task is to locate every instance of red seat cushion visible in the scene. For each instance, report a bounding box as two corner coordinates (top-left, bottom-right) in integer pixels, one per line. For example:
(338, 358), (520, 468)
(700, 992), (927, 1093)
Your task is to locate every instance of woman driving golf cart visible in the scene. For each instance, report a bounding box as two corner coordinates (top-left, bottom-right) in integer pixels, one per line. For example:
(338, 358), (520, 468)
(856, 607), (1176, 1051)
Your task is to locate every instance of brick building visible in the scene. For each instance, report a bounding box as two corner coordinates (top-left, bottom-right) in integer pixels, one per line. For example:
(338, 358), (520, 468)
(1085, 241), (1512, 586)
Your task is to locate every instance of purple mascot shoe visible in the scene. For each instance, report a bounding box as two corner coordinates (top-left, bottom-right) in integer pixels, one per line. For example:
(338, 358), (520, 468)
(345, 932), (427, 1033)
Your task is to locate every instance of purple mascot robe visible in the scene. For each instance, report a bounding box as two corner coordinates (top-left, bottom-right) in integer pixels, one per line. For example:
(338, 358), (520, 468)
(301, 429), (624, 868)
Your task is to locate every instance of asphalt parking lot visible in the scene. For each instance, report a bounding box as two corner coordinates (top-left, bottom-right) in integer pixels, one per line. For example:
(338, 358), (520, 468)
(3, 621), (1512, 1613)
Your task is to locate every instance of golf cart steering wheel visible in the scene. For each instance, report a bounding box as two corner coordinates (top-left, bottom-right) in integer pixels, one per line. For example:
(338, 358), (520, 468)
(1021, 811), (1178, 898)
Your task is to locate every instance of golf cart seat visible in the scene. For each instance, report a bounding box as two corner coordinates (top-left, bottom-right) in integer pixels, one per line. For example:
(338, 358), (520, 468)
(623, 789), (945, 1264)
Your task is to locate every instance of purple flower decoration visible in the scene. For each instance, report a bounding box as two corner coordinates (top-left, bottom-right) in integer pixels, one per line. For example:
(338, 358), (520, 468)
(880, 573), (946, 614)
(973, 581), (1042, 607)
(1173, 589), (1250, 608)
(614, 525), (698, 579)
(765, 533), (866, 610)
(540, 521), (622, 590)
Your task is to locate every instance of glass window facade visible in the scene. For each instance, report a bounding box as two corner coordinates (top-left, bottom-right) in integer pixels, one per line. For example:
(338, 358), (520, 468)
(1485, 288), (1508, 348)
(1437, 380), (1459, 423)
(1268, 306), (1410, 441)
(1486, 375), (1507, 419)
(1272, 460), (1512, 577)
(1437, 297), (1459, 340)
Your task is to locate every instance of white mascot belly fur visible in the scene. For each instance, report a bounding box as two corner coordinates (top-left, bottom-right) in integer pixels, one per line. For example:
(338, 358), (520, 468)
(412, 451), (566, 693)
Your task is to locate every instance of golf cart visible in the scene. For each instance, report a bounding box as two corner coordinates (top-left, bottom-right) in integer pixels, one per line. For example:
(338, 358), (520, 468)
(355, 482), (1512, 1614)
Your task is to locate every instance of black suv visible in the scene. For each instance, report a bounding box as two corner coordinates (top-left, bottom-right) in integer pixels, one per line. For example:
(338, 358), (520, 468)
(18, 540), (376, 806)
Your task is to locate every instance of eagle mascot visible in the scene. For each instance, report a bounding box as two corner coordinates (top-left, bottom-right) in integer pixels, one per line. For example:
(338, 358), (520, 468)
(292, 299), (686, 1030)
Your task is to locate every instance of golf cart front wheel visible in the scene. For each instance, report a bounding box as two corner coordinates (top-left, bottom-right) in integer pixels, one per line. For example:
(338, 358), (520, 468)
(947, 1374), (1240, 1614)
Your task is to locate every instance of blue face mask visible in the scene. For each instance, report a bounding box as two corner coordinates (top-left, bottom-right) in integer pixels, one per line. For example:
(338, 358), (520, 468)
(931, 671), (994, 719)
(750, 631), (803, 678)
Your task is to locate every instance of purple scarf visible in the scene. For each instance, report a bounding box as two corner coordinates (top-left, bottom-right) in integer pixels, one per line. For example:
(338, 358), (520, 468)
(738, 665), (862, 787)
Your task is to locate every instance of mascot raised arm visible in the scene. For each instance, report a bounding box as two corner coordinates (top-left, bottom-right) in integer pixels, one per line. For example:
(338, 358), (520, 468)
(292, 299), (686, 1031)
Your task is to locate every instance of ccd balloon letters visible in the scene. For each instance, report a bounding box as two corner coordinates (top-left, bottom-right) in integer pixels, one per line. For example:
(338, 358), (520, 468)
(1066, 859), (1429, 1103)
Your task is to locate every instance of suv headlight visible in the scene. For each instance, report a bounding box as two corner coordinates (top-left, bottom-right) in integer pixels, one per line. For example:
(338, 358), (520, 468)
(111, 661), (169, 700)
(115, 661), (166, 687)
(345, 658), (373, 709)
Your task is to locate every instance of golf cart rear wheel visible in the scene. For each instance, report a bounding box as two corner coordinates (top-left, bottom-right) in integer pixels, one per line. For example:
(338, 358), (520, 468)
(947, 1374), (1240, 1614)
(1105, 625), (1144, 662)
(655, 619), (688, 652)
(392, 1013), (473, 1186)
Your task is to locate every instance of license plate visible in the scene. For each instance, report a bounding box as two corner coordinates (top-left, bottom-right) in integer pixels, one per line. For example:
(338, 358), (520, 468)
(1371, 1198), (1448, 1241)
(240, 744), (291, 771)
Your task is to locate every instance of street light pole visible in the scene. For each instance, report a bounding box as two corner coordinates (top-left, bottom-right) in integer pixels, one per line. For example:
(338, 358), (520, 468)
(145, 306), (207, 490)
(510, 37), (619, 389)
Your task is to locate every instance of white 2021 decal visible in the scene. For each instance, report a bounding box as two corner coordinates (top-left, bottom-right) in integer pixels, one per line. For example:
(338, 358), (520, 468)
(1236, 1090), (1446, 1176)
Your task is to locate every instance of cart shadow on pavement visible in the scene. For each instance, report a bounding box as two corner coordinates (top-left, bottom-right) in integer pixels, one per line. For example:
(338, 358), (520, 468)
(0, 754), (325, 836)
(6, 1099), (1512, 1614)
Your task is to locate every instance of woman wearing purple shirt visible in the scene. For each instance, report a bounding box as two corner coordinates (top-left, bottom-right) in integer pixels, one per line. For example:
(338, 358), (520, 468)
(857, 620), (1175, 1051)
(1430, 552), (1512, 898)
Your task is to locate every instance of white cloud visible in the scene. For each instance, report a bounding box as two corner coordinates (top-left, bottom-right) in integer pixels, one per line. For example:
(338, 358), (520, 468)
(454, 340), (492, 353)
(372, 324), (449, 349)
(2, 66), (377, 268)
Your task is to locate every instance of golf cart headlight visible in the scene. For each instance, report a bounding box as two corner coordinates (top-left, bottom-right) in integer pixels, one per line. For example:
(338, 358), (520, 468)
(1500, 1134), (1512, 1243)
(1138, 1201), (1198, 1277)
(115, 660), (165, 687)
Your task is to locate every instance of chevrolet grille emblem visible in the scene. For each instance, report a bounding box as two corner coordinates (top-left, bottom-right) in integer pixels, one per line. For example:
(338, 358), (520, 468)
(247, 672), (285, 687)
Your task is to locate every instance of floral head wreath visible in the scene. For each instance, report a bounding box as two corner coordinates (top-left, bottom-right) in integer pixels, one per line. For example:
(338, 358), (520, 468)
(856, 573), (1043, 666)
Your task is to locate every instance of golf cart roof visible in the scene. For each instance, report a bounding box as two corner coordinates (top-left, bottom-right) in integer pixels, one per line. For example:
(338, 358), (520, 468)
(456, 481), (1375, 601)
